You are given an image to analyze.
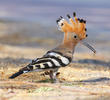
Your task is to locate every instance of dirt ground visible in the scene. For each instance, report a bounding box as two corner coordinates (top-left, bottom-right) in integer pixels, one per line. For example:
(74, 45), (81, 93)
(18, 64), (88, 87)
(0, 44), (110, 100)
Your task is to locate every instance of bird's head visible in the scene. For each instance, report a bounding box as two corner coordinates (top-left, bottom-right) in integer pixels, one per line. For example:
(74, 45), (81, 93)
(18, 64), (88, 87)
(56, 12), (96, 54)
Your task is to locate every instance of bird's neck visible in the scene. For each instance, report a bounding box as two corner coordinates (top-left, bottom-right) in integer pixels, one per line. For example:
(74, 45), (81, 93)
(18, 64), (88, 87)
(62, 40), (77, 51)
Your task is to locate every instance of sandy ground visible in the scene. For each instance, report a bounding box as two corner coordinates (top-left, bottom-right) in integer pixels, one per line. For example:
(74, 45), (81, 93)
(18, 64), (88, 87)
(0, 44), (110, 100)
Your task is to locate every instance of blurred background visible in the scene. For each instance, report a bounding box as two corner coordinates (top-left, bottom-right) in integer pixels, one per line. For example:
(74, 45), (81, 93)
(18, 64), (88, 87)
(0, 1), (110, 99)
(0, 0), (110, 55)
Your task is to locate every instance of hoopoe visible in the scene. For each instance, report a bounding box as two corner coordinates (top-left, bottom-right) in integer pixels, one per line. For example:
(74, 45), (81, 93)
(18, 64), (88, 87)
(9, 12), (96, 82)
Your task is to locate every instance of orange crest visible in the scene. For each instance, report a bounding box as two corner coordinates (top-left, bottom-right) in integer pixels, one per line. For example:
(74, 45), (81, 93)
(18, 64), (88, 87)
(56, 12), (87, 40)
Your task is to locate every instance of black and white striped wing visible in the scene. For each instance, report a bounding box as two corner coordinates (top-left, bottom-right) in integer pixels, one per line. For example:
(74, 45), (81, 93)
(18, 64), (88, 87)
(28, 51), (72, 71)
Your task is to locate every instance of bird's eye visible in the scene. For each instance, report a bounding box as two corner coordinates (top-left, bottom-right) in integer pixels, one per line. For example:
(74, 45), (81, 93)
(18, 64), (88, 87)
(61, 23), (64, 26)
(74, 35), (77, 38)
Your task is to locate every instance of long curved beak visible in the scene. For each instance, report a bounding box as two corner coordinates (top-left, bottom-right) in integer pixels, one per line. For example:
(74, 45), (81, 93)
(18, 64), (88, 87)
(80, 41), (96, 54)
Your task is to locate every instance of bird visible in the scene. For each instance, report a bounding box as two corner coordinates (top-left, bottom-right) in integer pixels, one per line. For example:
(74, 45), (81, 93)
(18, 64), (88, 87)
(9, 12), (96, 83)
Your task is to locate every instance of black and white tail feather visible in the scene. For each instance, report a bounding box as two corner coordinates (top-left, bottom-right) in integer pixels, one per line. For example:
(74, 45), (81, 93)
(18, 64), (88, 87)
(9, 50), (72, 82)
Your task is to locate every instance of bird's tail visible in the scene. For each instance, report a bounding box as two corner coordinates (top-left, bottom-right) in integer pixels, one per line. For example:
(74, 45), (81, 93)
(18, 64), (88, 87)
(9, 70), (24, 79)
(9, 65), (33, 79)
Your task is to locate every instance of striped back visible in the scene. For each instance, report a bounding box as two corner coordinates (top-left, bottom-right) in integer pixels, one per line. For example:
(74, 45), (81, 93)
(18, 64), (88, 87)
(30, 51), (72, 70)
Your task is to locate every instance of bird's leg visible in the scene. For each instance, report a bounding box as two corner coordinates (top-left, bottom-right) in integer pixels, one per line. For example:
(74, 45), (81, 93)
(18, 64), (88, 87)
(40, 69), (60, 83)
(49, 68), (60, 83)
(40, 70), (60, 77)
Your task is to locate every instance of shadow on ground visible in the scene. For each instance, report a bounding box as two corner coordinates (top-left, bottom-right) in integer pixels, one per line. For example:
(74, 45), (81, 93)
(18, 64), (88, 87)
(78, 77), (110, 83)
(73, 59), (110, 67)
(36, 77), (110, 84)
